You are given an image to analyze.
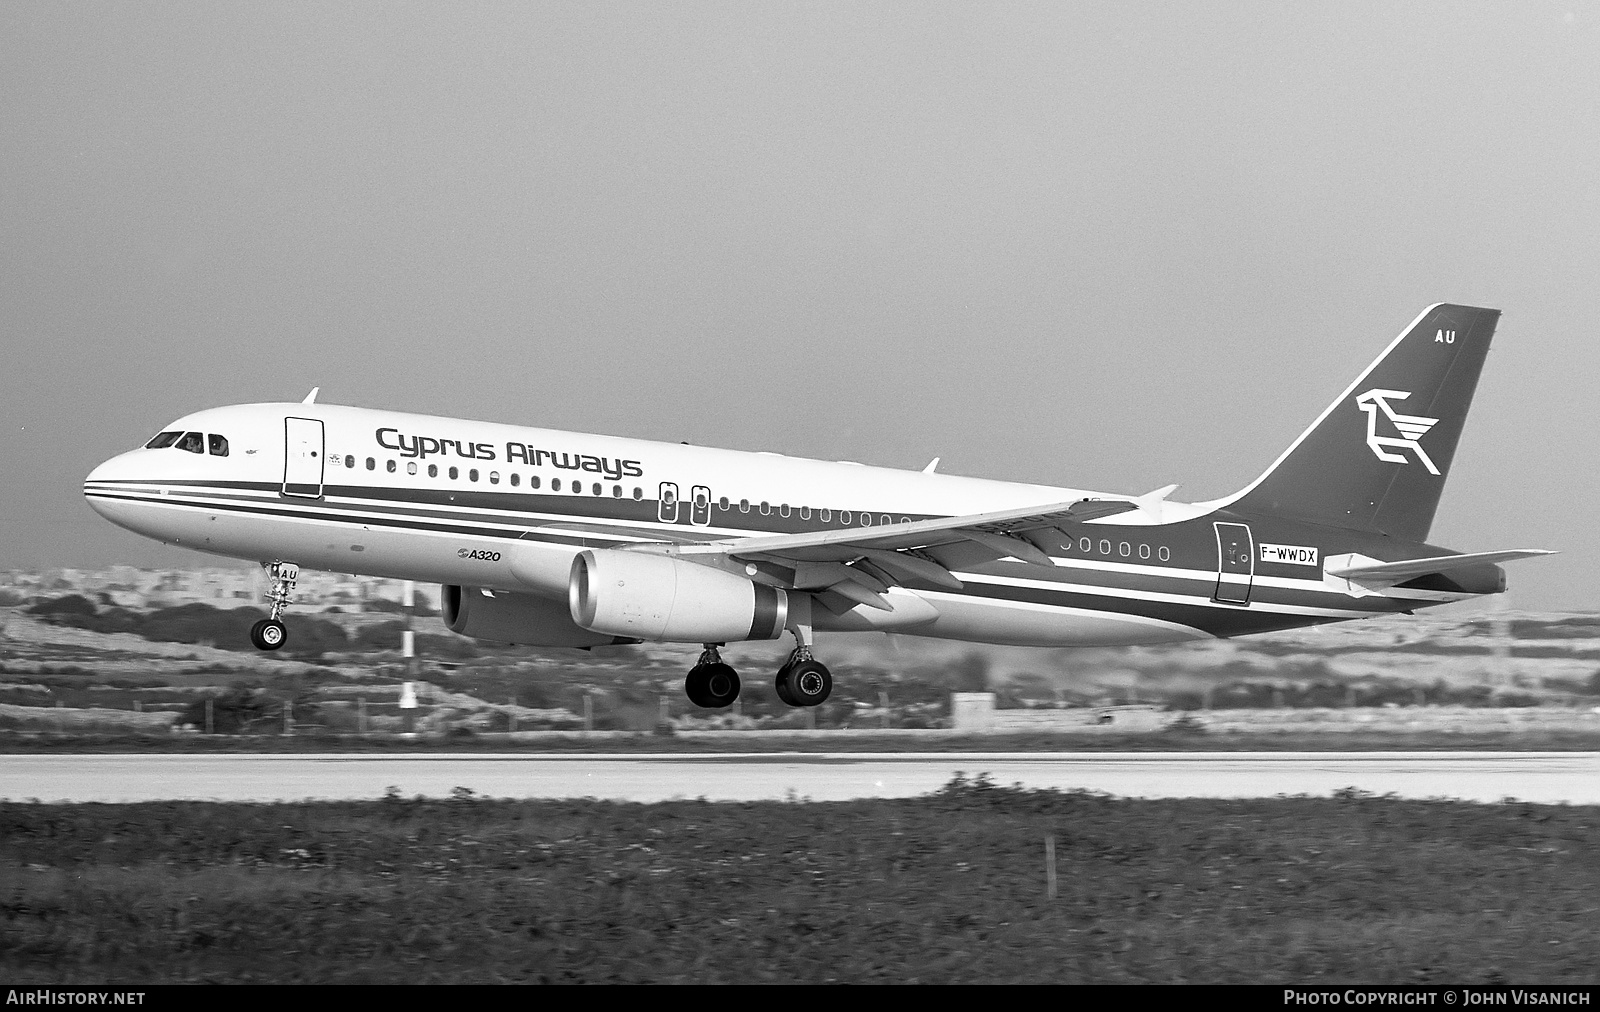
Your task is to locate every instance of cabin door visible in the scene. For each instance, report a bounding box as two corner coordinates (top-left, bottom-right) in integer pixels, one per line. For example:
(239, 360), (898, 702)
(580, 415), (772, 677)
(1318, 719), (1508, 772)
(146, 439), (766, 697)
(282, 417), (325, 498)
(1213, 522), (1254, 604)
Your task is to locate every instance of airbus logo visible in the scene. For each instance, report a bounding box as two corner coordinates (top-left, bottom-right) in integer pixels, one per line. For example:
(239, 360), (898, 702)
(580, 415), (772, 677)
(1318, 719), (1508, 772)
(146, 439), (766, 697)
(1355, 388), (1440, 475)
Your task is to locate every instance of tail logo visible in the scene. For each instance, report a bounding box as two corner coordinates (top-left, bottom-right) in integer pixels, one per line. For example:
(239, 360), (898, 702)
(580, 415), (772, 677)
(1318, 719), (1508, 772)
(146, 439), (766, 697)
(1355, 388), (1441, 475)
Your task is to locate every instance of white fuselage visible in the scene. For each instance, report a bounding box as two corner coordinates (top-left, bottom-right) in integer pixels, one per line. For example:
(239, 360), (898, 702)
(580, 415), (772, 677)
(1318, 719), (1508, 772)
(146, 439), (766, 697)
(84, 401), (1449, 648)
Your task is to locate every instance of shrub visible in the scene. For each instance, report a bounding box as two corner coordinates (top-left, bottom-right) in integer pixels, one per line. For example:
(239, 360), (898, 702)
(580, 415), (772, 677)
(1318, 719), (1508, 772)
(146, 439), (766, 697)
(27, 594), (98, 617)
(354, 621), (407, 651)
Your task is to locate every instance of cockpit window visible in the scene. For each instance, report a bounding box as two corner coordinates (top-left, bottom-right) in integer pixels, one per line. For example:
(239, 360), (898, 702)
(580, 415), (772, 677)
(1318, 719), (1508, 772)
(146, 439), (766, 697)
(177, 432), (205, 454)
(208, 434), (229, 457)
(145, 431), (181, 449)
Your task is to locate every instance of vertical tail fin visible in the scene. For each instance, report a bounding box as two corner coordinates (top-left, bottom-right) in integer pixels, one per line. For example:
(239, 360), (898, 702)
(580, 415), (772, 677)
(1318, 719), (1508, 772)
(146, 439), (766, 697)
(1224, 303), (1501, 541)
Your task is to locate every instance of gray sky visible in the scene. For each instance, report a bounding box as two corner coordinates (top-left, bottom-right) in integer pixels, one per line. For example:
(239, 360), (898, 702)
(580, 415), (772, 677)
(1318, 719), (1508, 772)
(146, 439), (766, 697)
(2, 2), (1595, 611)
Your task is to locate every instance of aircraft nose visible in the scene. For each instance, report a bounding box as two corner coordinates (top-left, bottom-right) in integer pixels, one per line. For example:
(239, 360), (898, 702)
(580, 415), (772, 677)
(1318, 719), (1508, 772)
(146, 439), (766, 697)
(86, 450), (132, 486)
(83, 450), (140, 517)
(85, 457), (114, 486)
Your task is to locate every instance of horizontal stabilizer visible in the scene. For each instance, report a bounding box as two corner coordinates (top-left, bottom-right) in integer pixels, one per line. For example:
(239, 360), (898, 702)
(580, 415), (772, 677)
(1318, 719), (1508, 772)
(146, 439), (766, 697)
(1326, 549), (1555, 583)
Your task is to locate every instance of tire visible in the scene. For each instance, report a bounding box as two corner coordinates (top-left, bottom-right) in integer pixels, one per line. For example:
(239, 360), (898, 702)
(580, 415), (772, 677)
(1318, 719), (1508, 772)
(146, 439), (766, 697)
(251, 618), (287, 651)
(699, 662), (740, 709)
(774, 663), (797, 707)
(684, 664), (711, 708)
(783, 659), (832, 707)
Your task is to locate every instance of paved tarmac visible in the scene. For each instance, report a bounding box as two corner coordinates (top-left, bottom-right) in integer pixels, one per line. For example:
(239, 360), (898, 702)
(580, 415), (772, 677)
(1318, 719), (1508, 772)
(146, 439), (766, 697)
(2, 751), (1597, 804)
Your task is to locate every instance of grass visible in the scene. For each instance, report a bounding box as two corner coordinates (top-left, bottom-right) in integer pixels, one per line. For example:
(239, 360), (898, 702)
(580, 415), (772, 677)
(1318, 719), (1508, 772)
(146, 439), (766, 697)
(2, 781), (1597, 983)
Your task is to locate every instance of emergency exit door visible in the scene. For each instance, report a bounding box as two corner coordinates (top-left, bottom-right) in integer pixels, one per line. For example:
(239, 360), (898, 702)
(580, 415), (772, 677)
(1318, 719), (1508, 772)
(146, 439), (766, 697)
(283, 417), (325, 498)
(690, 485), (712, 526)
(658, 482), (680, 524)
(1213, 522), (1254, 604)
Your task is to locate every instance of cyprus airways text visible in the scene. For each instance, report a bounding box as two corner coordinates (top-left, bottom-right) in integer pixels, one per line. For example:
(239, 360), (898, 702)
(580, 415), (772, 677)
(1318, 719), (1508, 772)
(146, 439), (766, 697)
(374, 428), (643, 479)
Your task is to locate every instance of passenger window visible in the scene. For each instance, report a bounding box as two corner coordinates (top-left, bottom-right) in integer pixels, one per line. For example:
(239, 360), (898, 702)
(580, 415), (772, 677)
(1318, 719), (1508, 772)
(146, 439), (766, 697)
(366, 457), (375, 470)
(1099, 540), (1111, 555)
(821, 508), (832, 522)
(612, 485), (622, 498)
(632, 486), (642, 499)
(779, 503), (790, 518)
(344, 454), (354, 468)
(841, 511), (852, 525)
(882, 514), (892, 526)
(739, 499), (750, 513)
(407, 462), (417, 475)
(206, 434), (229, 457)
(469, 469), (478, 482)
(573, 482), (583, 494)
(1139, 544), (1150, 560)
(800, 506), (811, 520)
(428, 464), (438, 478)
(759, 501), (770, 515)
(718, 497), (729, 510)
(1119, 542), (1131, 557)
(386, 460), (396, 473)
(145, 431), (181, 449)
(1080, 537), (1091, 553)
(449, 466), (459, 480)
(860, 513), (872, 527)
(532, 476), (541, 490)
(592, 482), (602, 496)
(552, 478), (561, 491)
(489, 471), (499, 484)
(510, 473), (520, 487)
(1159, 547), (1171, 562)
(177, 432), (205, 454)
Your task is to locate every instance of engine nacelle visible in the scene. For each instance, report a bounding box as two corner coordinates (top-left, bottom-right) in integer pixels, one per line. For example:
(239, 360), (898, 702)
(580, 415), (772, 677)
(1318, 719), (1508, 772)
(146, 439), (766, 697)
(441, 584), (637, 648)
(569, 549), (788, 643)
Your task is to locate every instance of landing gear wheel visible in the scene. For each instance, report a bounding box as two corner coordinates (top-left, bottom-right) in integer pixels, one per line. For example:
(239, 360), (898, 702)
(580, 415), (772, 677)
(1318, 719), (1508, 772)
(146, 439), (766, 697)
(250, 618), (287, 651)
(255, 561), (299, 652)
(774, 662), (797, 706)
(684, 645), (740, 709)
(782, 659), (832, 707)
(697, 663), (740, 708)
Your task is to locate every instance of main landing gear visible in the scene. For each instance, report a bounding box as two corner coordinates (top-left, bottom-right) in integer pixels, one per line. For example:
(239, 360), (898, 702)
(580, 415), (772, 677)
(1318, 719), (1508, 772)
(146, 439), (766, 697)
(249, 561), (299, 651)
(775, 649), (833, 708)
(681, 629), (833, 710)
(685, 645), (741, 709)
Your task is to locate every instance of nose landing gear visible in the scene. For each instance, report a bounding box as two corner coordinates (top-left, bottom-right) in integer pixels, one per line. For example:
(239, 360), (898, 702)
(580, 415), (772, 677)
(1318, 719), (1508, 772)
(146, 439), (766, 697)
(249, 561), (299, 651)
(685, 644), (741, 709)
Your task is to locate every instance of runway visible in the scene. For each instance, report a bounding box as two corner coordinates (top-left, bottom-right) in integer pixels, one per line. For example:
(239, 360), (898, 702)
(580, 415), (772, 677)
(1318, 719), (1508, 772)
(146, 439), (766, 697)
(3, 751), (1597, 804)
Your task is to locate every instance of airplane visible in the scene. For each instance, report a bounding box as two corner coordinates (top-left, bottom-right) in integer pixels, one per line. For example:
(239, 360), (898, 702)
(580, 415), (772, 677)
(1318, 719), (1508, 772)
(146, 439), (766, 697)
(84, 303), (1552, 709)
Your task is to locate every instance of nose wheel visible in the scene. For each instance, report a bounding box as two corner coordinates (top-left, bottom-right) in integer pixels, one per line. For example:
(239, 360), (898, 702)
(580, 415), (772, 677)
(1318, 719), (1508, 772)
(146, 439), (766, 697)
(685, 645), (741, 708)
(250, 618), (287, 651)
(252, 561), (299, 651)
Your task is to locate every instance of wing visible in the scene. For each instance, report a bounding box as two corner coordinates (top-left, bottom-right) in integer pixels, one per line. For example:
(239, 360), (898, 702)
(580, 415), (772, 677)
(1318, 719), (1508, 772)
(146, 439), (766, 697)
(650, 497), (1141, 613)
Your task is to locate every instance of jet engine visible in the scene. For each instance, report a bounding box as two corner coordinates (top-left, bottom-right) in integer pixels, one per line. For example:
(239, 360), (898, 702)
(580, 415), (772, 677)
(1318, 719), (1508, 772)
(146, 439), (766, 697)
(569, 549), (788, 643)
(441, 584), (637, 648)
